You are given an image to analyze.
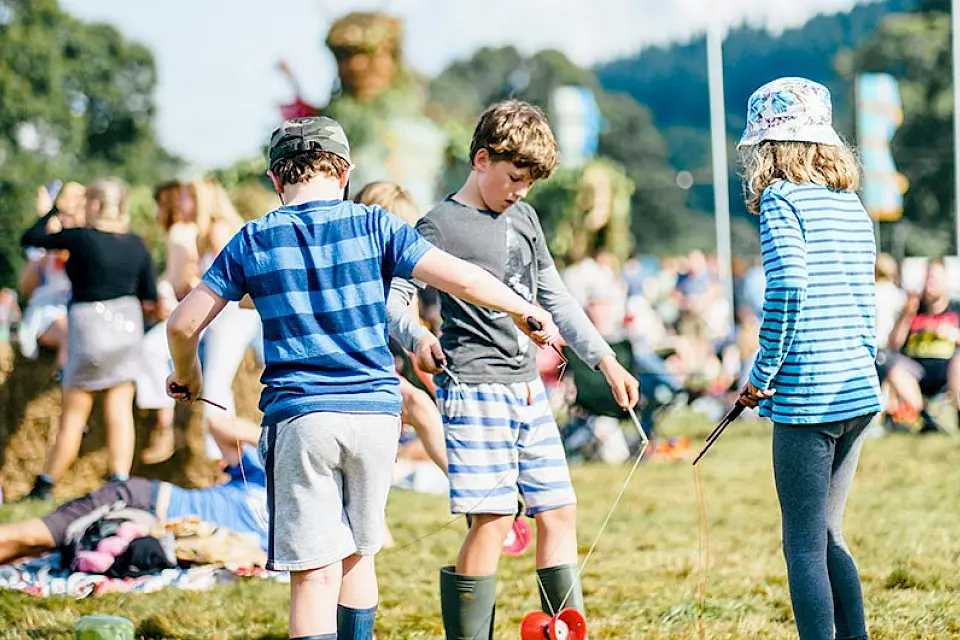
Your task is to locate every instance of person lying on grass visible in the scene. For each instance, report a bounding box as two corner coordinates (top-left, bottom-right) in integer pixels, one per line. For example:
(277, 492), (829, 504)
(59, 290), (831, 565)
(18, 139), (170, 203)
(0, 444), (266, 565)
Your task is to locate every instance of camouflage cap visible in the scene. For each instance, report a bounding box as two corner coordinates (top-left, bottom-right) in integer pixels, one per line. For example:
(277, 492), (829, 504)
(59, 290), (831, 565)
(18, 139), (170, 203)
(268, 116), (351, 167)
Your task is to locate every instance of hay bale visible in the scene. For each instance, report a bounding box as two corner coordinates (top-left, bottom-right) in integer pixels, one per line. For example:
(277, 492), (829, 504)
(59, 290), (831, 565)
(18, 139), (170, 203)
(0, 342), (264, 500)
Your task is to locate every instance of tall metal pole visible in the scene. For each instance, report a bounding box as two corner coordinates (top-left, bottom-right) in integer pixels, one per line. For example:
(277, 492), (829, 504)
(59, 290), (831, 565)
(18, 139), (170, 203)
(953, 0), (960, 255)
(707, 17), (734, 321)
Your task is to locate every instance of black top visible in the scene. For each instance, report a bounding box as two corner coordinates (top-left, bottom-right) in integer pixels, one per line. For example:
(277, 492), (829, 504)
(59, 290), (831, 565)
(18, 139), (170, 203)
(22, 210), (158, 305)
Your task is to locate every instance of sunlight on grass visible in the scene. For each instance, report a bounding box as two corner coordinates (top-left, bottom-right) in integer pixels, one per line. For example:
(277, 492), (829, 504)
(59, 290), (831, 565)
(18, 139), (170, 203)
(1, 413), (958, 638)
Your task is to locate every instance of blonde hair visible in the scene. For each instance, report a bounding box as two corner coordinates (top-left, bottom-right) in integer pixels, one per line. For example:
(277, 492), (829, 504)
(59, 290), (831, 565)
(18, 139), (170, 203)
(353, 181), (420, 225)
(470, 100), (559, 181)
(56, 182), (87, 228)
(86, 178), (130, 233)
(193, 178), (244, 257)
(875, 252), (899, 282)
(740, 141), (860, 214)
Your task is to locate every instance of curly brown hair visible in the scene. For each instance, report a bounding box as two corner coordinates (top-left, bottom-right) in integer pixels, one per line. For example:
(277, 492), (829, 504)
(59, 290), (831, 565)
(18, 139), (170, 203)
(469, 100), (559, 181)
(271, 150), (351, 187)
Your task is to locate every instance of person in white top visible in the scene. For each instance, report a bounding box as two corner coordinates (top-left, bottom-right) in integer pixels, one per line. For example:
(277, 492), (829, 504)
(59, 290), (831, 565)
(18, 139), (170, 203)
(17, 183), (86, 371)
(193, 179), (264, 458)
(874, 253), (905, 352)
(137, 179), (262, 463)
(136, 181), (199, 463)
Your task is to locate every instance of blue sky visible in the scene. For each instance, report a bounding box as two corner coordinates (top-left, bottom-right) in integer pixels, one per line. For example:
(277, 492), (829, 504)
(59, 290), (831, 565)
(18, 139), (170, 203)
(61, 0), (864, 169)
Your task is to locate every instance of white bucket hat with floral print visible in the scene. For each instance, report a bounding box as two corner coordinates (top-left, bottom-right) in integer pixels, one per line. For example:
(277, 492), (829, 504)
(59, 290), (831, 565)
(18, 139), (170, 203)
(738, 77), (842, 148)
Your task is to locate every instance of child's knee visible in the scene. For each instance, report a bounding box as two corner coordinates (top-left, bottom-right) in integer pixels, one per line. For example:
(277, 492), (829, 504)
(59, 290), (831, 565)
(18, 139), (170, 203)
(342, 553), (373, 572)
(291, 565), (341, 590)
(469, 514), (515, 539)
(535, 504), (578, 531)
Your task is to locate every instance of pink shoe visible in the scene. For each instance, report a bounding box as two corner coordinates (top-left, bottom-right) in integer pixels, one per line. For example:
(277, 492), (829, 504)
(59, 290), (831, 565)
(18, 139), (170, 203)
(115, 521), (145, 540)
(75, 550), (115, 574)
(96, 535), (131, 557)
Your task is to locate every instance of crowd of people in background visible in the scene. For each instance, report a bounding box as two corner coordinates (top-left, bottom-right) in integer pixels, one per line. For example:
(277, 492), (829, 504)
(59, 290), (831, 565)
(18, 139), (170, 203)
(20, 178), (157, 501)
(549, 245), (960, 463)
(0, 174), (957, 498)
(4, 178), (263, 502)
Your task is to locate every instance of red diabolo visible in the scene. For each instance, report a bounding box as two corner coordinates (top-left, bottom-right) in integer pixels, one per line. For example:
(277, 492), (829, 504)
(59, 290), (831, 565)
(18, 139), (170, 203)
(520, 609), (587, 640)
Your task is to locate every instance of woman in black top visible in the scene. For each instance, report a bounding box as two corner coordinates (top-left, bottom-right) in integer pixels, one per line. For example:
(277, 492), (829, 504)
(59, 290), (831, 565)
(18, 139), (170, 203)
(20, 178), (158, 501)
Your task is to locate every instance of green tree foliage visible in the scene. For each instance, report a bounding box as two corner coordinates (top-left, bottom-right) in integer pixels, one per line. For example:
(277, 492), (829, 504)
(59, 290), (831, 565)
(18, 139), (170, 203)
(919, 0), (948, 11)
(429, 47), (707, 255)
(595, 0), (916, 223)
(596, 0), (915, 135)
(0, 0), (178, 287)
(210, 155), (279, 222)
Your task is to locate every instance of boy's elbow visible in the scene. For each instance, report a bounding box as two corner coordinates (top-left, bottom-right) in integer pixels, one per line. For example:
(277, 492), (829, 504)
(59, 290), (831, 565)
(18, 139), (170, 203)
(166, 310), (195, 344)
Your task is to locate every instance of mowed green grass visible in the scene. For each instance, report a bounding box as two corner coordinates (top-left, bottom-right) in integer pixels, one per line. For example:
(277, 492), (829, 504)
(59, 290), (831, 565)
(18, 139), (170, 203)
(0, 414), (958, 639)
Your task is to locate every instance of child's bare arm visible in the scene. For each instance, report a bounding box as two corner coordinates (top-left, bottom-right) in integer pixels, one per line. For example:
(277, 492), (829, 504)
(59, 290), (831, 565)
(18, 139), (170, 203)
(410, 248), (557, 344)
(887, 294), (918, 352)
(166, 283), (229, 401)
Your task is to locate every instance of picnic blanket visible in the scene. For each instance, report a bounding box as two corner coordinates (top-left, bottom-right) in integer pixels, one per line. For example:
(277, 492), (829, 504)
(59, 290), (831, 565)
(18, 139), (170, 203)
(0, 552), (287, 598)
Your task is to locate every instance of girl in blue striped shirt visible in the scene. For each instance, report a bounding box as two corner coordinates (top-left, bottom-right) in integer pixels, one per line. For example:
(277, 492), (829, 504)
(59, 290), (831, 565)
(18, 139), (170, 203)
(738, 78), (880, 640)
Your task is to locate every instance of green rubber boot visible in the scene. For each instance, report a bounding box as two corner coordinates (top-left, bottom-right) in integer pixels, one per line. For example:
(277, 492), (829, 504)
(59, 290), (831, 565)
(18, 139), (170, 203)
(537, 563), (585, 615)
(440, 566), (497, 640)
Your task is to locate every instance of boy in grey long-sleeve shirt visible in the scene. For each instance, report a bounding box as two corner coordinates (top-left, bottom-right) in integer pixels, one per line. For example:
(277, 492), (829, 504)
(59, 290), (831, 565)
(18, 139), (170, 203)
(387, 100), (639, 639)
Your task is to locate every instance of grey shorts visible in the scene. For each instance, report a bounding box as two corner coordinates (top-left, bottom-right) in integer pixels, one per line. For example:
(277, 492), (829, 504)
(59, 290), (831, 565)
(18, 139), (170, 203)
(259, 412), (400, 572)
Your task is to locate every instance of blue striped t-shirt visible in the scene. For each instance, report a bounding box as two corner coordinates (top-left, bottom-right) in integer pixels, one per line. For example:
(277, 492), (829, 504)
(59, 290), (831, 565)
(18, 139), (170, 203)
(749, 181), (881, 425)
(202, 200), (432, 426)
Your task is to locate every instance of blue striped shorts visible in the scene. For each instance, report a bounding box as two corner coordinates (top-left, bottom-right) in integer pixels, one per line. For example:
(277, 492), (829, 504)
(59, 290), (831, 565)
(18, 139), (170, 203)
(436, 378), (576, 516)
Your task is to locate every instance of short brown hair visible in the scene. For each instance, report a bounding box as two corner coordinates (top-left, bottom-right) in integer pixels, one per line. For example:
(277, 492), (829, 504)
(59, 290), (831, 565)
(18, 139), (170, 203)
(353, 181), (420, 225)
(740, 141), (860, 214)
(469, 100), (559, 181)
(153, 181), (180, 231)
(271, 150), (351, 187)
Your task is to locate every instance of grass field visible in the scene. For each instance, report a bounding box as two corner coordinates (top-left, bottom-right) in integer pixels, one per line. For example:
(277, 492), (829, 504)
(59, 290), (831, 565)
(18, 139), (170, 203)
(1, 413), (958, 639)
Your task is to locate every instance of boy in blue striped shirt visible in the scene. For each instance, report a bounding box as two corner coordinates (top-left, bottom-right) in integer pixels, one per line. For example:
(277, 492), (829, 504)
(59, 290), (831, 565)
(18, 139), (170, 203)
(165, 116), (558, 640)
(738, 78), (880, 640)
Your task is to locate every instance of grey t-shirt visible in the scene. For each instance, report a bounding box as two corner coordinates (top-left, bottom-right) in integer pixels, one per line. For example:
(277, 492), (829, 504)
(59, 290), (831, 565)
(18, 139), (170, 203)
(388, 196), (613, 384)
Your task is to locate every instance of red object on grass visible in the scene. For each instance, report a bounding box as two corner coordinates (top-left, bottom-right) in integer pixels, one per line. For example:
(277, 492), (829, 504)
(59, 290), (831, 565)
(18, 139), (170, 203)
(520, 608), (587, 640)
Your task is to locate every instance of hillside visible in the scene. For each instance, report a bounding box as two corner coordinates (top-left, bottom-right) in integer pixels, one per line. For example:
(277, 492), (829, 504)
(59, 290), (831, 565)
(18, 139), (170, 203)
(595, 0), (917, 215)
(597, 0), (916, 139)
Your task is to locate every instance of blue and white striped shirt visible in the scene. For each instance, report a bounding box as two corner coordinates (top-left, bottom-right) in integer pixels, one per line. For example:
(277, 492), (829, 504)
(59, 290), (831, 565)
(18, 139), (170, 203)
(749, 181), (881, 425)
(203, 200), (432, 426)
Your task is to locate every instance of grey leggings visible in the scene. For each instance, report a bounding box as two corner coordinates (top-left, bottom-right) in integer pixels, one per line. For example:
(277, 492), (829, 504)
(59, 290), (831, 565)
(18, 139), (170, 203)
(773, 413), (873, 640)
